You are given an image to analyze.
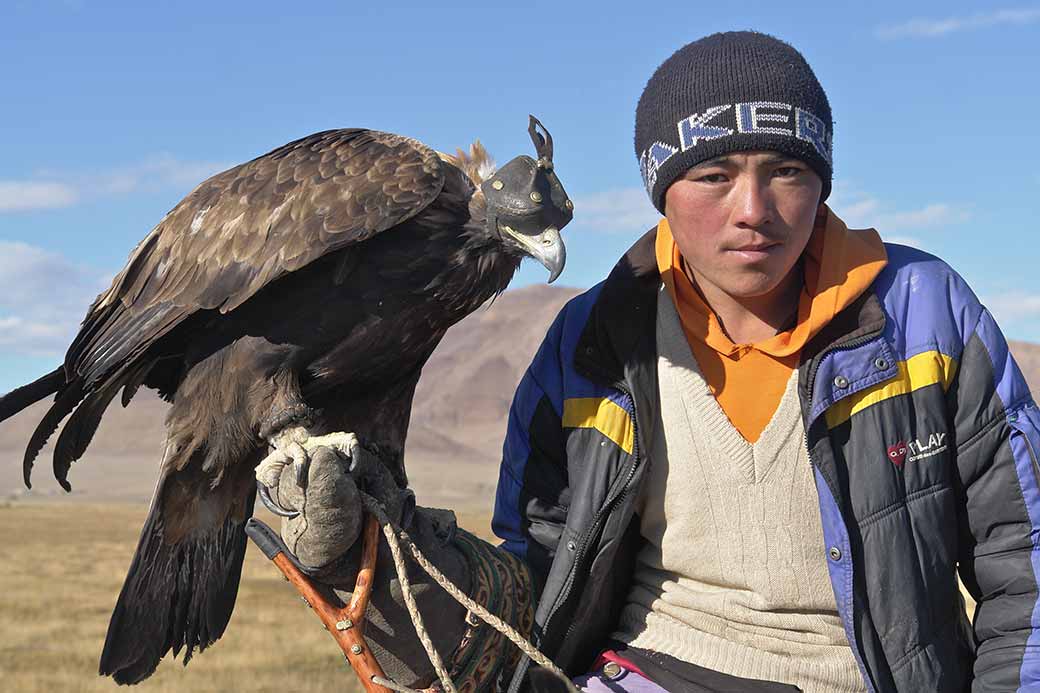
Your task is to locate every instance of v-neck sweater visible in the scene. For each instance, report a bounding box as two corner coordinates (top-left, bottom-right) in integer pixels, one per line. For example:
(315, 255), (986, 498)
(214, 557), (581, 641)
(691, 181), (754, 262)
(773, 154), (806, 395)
(655, 206), (888, 443)
(611, 286), (867, 693)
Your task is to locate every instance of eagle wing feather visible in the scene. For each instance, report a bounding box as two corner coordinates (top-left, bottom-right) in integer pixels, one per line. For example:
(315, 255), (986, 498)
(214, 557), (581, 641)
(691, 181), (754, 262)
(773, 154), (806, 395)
(68, 129), (445, 389)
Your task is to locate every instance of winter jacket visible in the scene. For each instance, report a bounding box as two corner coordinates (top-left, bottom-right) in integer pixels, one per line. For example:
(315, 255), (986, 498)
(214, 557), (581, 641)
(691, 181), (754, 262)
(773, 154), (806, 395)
(492, 223), (1040, 692)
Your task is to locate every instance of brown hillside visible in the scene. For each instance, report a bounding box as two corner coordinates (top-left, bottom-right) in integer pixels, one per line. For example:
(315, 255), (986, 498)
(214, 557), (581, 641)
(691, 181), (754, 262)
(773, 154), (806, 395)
(2, 285), (1038, 510)
(1010, 340), (1040, 395)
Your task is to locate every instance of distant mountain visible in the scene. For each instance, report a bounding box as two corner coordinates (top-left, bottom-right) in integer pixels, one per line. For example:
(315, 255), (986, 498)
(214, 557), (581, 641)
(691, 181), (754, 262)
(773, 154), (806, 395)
(1009, 340), (1040, 394)
(411, 284), (581, 455)
(1, 284), (1037, 509)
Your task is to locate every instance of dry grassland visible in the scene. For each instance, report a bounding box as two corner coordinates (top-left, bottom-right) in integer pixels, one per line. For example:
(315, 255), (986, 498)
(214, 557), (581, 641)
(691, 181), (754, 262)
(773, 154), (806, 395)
(0, 502), (494, 693)
(0, 502), (978, 692)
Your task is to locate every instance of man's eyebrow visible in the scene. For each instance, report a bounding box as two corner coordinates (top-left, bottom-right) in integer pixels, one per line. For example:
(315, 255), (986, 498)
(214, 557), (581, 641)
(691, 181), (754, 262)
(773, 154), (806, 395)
(761, 154), (800, 165)
(691, 154), (800, 170)
(691, 155), (732, 169)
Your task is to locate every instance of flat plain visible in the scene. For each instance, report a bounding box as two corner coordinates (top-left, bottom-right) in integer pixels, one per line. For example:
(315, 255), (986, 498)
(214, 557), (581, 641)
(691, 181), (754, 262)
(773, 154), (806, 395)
(0, 502), (495, 692)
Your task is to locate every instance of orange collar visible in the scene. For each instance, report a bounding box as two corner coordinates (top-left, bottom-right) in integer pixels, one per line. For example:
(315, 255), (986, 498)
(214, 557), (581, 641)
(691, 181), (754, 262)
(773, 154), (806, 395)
(656, 205), (888, 358)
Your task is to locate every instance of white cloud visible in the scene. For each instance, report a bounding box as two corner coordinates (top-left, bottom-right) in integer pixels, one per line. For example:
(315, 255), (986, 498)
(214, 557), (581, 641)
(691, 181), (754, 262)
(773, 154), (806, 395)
(572, 188), (660, 233)
(985, 291), (1040, 325)
(0, 242), (108, 356)
(883, 235), (928, 251)
(0, 181), (79, 212)
(0, 316), (73, 354)
(1, 154), (232, 215)
(877, 8), (1040, 39)
(874, 204), (970, 231)
(836, 196), (879, 222)
(89, 154), (231, 196)
(828, 183), (969, 235)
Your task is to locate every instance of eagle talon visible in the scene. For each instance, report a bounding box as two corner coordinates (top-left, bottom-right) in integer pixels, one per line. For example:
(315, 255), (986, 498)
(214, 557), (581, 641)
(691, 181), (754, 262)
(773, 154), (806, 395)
(257, 481), (299, 518)
(293, 454), (310, 487)
(255, 429), (360, 519)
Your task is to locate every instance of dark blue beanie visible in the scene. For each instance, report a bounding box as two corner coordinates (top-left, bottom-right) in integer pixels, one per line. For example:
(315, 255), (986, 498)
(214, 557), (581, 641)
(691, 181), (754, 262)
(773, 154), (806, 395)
(635, 31), (833, 213)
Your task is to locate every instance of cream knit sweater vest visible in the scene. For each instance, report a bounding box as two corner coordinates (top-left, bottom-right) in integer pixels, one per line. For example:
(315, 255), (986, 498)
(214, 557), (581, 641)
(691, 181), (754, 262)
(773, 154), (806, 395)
(612, 287), (866, 693)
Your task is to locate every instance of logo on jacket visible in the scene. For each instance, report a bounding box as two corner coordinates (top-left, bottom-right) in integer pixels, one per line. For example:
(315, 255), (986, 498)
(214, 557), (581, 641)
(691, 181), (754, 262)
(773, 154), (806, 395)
(908, 432), (947, 462)
(887, 432), (948, 468)
(887, 441), (907, 467)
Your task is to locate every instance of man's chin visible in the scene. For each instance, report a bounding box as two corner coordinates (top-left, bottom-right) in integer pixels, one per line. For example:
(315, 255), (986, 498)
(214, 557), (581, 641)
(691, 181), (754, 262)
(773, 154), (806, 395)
(710, 271), (793, 301)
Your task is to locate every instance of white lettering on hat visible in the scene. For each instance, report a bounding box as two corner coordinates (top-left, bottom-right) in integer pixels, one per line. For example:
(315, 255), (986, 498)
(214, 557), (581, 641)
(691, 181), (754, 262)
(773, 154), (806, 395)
(795, 107), (833, 165)
(677, 105), (733, 151)
(642, 102), (833, 197)
(670, 102), (831, 162)
(736, 101), (793, 136)
(639, 141), (679, 189)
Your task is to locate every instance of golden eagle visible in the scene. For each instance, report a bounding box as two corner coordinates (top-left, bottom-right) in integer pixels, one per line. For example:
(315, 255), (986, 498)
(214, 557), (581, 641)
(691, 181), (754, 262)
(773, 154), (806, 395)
(0, 117), (570, 683)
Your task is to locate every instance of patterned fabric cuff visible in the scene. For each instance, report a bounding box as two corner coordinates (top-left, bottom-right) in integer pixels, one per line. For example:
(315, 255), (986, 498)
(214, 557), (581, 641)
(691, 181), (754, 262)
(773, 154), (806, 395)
(437, 528), (535, 693)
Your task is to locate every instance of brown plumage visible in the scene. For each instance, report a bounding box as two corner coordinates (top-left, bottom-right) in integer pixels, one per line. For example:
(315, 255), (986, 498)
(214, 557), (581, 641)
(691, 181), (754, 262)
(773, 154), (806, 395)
(0, 123), (570, 684)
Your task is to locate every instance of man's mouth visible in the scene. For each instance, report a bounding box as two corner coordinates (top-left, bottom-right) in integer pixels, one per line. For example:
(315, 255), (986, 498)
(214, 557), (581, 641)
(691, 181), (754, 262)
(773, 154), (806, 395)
(730, 240), (780, 252)
(726, 240), (782, 261)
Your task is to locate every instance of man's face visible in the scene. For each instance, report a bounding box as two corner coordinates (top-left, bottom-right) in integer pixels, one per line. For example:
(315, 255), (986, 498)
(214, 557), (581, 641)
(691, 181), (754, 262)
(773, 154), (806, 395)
(663, 151), (823, 301)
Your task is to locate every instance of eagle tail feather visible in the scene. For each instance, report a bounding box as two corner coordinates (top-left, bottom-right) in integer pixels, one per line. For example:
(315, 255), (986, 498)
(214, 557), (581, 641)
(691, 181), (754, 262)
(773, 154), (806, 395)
(22, 379), (85, 489)
(52, 379), (123, 489)
(99, 467), (255, 684)
(0, 366), (65, 423)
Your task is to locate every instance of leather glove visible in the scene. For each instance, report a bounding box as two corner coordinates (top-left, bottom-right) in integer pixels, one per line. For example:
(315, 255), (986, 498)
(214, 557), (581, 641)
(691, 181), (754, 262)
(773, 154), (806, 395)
(272, 438), (414, 572)
(266, 437), (472, 689)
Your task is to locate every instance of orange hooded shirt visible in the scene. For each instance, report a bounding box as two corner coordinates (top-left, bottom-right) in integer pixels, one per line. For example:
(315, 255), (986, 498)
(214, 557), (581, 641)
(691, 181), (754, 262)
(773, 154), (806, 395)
(656, 205), (888, 443)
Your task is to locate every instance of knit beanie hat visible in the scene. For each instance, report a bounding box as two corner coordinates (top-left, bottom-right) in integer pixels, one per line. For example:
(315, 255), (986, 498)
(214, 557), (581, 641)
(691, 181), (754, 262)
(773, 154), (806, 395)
(635, 31), (833, 213)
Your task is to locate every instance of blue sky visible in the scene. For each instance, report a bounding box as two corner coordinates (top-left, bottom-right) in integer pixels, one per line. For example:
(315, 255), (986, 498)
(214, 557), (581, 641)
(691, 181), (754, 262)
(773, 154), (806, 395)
(1, 1), (1038, 394)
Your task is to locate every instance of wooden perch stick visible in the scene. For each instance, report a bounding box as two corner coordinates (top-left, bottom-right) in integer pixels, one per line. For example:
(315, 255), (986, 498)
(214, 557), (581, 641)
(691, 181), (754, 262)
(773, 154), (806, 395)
(247, 514), (391, 693)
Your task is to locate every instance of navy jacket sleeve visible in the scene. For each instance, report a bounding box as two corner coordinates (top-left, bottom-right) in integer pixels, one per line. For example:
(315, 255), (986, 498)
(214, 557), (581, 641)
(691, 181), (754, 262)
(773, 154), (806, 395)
(952, 307), (1040, 692)
(492, 307), (571, 594)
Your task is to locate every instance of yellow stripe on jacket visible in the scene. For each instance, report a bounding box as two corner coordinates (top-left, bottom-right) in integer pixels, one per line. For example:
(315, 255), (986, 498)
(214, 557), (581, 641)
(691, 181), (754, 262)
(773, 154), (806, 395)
(825, 350), (958, 428)
(562, 397), (635, 454)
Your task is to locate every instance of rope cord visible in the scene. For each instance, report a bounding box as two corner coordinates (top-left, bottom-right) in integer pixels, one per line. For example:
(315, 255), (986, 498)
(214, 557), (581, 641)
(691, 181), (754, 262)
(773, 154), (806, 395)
(359, 493), (579, 693)
(379, 517), (458, 693)
(371, 674), (423, 693)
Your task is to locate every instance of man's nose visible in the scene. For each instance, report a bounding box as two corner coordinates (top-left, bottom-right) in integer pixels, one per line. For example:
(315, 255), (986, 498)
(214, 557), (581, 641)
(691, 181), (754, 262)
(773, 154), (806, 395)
(732, 177), (774, 228)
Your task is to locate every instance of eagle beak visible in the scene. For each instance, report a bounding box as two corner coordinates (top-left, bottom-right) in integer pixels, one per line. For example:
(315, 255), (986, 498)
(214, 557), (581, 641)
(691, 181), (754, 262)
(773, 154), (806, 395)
(501, 223), (567, 283)
(535, 226), (566, 284)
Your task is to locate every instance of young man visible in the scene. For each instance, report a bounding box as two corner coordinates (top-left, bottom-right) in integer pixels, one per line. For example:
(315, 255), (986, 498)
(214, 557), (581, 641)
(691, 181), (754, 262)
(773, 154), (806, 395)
(271, 32), (1040, 692)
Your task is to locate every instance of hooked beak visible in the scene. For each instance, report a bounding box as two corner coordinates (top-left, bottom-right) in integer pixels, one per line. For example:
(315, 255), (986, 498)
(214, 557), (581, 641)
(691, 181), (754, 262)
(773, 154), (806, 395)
(500, 224), (567, 283)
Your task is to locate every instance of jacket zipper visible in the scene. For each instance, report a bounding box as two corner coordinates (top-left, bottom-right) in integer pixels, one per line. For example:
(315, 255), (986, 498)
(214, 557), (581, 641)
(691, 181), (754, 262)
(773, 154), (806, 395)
(1027, 435), (1040, 485)
(801, 330), (885, 693)
(800, 329), (882, 496)
(1012, 411), (1040, 488)
(541, 378), (641, 649)
(800, 330), (884, 497)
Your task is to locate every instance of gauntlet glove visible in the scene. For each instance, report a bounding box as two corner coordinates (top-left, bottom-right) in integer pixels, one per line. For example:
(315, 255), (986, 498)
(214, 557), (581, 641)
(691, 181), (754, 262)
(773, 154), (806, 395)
(266, 438), (534, 690)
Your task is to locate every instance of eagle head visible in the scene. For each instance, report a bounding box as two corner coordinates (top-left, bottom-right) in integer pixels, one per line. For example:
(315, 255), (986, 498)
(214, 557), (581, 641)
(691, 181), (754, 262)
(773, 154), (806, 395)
(476, 116), (572, 283)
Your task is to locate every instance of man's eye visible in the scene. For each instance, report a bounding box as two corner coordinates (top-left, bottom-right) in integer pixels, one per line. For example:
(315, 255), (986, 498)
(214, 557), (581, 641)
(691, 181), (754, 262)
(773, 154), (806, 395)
(774, 166), (802, 178)
(695, 173), (728, 183)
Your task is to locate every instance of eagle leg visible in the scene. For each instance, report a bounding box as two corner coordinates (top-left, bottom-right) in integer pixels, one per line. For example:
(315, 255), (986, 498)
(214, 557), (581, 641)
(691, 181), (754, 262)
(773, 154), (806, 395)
(255, 428), (361, 517)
